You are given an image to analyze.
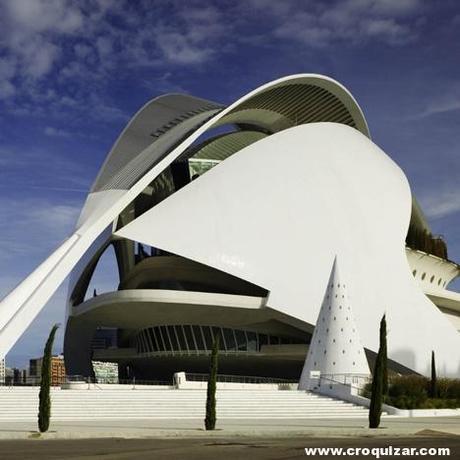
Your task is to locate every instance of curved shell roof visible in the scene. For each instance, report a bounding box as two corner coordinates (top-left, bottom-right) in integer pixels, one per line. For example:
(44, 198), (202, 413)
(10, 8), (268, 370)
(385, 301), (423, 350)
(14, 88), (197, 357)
(92, 74), (370, 193)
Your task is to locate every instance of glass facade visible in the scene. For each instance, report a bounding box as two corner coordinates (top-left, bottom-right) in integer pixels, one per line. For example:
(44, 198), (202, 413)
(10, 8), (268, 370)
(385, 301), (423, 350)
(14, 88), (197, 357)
(135, 325), (305, 354)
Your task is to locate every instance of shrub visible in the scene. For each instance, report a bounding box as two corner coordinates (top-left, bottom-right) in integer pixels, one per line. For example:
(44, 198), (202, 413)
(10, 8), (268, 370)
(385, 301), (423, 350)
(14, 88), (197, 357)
(204, 336), (219, 430)
(430, 351), (437, 398)
(38, 324), (59, 433)
(369, 315), (386, 429)
(381, 375), (460, 409)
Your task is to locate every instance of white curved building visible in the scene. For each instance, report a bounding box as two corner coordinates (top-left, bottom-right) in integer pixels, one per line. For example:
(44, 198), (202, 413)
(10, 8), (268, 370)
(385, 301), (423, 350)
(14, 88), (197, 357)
(1, 74), (459, 380)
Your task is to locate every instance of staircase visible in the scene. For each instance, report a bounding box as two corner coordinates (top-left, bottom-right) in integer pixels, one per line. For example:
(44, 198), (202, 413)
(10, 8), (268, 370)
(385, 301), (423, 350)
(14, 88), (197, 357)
(0, 387), (371, 420)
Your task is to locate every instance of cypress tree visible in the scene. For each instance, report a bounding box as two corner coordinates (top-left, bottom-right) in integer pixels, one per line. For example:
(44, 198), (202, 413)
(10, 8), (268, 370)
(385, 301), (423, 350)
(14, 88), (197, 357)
(380, 315), (388, 397)
(38, 324), (59, 433)
(204, 335), (219, 431)
(430, 350), (437, 398)
(369, 315), (385, 429)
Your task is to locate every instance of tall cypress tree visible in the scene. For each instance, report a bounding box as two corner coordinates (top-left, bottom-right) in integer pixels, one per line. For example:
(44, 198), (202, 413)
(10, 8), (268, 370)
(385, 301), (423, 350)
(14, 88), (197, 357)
(204, 335), (219, 431)
(380, 315), (388, 397)
(369, 315), (385, 429)
(38, 324), (59, 433)
(430, 350), (437, 398)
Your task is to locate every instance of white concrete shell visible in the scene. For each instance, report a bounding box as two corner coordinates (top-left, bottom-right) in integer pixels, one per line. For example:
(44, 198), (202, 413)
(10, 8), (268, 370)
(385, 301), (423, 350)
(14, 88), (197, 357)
(0, 74), (459, 380)
(116, 122), (460, 377)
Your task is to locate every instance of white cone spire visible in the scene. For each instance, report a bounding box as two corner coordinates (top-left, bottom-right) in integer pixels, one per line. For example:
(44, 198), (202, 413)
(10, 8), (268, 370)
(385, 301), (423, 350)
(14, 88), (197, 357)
(299, 256), (370, 390)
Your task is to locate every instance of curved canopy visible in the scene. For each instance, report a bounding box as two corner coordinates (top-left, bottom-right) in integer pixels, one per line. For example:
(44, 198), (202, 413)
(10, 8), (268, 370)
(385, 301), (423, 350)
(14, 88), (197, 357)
(215, 75), (370, 137)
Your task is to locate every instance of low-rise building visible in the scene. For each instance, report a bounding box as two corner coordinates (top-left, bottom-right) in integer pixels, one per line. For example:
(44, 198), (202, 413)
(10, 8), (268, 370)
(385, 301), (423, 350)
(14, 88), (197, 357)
(92, 361), (118, 383)
(0, 358), (5, 385)
(29, 355), (66, 386)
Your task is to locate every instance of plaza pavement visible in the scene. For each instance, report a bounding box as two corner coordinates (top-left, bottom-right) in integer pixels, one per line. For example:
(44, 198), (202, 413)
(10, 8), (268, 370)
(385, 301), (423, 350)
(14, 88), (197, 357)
(0, 416), (459, 440)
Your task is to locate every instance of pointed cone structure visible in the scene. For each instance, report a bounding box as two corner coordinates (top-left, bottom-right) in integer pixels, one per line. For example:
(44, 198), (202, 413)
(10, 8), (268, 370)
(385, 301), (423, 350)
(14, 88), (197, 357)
(299, 256), (370, 390)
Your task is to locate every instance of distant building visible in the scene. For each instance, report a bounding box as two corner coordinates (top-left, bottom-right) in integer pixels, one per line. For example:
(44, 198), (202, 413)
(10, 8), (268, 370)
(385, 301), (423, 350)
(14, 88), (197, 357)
(0, 358), (5, 385)
(29, 355), (66, 386)
(13, 368), (21, 384)
(5, 367), (14, 386)
(92, 361), (118, 384)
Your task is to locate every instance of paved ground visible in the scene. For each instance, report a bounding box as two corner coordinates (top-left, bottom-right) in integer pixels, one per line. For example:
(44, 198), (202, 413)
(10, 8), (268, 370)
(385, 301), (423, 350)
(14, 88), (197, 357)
(0, 435), (459, 460)
(0, 417), (459, 439)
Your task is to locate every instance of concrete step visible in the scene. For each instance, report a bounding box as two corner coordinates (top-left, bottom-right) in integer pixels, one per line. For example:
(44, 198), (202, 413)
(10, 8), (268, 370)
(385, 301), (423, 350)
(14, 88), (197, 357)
(0, 388), (373, 420)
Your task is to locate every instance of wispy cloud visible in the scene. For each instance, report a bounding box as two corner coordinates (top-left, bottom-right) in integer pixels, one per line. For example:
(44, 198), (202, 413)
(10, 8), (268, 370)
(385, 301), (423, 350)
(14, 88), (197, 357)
(419, 187), (460, 220)
(0, 197), (81, 264)
(408, 81), (460, 119)
(0, 0), (429, 117)
(44, 126), (70, 137)
(0, 145), (92, 190)
(245, 0), (425, 47)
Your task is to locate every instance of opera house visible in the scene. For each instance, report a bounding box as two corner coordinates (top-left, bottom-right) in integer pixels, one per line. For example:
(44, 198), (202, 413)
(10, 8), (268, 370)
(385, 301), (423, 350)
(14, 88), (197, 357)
(1, 74), (459, 381)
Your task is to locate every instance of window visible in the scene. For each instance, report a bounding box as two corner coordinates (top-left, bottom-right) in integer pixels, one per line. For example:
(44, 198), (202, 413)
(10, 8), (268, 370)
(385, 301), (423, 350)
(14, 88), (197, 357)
(246, 331), (257, 352)
(159, 326), (171, 351)
(143, 329), (153, 352)
(148, 328), (159, 352)
(235, 330), (247, 351)
(167, 326), (179, 351)
(259, 333), (268, 348)
(192, 326), (205, 350)
(155, 327), (165, 352)
(223, 328), (236, 351)
(183, 325), (196, 351)
(211, 327), (225, 351)
(202, 326), (213, 350)
(175, 326), (188, 351)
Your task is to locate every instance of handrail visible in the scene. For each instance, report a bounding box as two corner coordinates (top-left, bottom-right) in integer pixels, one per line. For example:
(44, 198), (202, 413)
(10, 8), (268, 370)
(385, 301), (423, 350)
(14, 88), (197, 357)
(1, 375), (173, 387)
(185, 372), (297, 384)
(318, 374), (369, 396)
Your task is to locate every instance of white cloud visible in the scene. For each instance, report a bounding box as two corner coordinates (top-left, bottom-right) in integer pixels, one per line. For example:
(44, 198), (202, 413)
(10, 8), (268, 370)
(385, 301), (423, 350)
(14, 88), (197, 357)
(369, 0), (423, 16)
(155, 30), (215, 65)
(411, 83), (460, 119)
(44, 126), (70, 137)
(74, 43), (93, 59)
(420, 187), (460, 220)
(267, 0), (423, 47)
(4, 0), (83, 35)
(0, 197), (80, 269)
(417, 99), (460, 118)
(1, 0), (84, 81)
(96, 36), (113, 60)
(0, 80), (16, 99)
(0, 145), (92, 189)
(22, 40), (61, 79)
(0, 57), (17, 99)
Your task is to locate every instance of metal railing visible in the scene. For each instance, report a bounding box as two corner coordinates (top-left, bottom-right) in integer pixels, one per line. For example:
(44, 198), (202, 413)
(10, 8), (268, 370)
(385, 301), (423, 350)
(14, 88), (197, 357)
(1, 375), (173, 388)
(317, 373), (370, 398)
(320, 373), (370, 388)
(185, 373), (297, 384)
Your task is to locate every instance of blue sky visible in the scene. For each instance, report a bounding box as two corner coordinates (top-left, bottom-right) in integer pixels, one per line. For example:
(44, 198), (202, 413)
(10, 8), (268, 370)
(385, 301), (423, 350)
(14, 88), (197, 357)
(1, 0), (459, 368)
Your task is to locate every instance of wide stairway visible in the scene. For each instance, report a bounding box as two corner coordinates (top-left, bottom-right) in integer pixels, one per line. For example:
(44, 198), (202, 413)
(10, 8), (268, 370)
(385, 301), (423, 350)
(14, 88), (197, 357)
(0, 387), (371, 420)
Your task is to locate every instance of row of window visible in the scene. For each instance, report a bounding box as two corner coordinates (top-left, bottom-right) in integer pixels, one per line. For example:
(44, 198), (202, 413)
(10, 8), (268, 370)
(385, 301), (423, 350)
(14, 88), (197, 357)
(135, 325), (306, 354)
(412, 270), (447, 288)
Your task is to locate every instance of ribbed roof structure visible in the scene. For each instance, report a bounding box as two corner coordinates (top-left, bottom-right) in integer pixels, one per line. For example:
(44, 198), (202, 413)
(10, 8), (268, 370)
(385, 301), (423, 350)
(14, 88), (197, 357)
(299, 257), (370, 390)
